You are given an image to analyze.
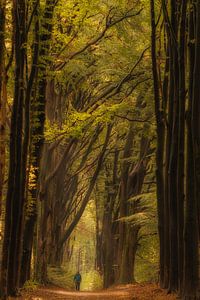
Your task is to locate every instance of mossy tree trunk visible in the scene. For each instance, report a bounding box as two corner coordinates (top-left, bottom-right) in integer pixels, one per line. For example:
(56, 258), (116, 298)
(21, 0), (57, 285)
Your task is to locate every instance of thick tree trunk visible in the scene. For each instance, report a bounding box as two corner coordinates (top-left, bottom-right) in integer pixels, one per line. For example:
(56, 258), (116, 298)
(0, 0), (26, 296)
(150, 0), (165, 287)
(119, 226), (139, 283)
(36, 143), (55, 283)
(167, 1), (180, 292)
(183, 1), (200, 298)
(151, 0), (200, 297)
(22, 0), (57, 285)
(102, 150), (119, 287)
(20, 0), (40, 287)
(102, 204), (115, 288)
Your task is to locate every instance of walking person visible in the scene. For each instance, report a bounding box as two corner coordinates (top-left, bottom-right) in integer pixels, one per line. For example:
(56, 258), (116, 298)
(74, 271), (82, 291)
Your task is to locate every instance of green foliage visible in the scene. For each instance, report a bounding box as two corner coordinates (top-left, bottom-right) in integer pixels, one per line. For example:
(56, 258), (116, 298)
(135, 232), (159, 283)
(47, 265), (74, 289)
(119, 212), (151, 226)
(44, 102), (133, 141)
(22, 280), (39, 291)
(118, 190), (157, 227)
(135, 256), (158, 283)
(66, 200), (97, 273)
(57, 202), (104, 291)
(81, 270), (103, 291)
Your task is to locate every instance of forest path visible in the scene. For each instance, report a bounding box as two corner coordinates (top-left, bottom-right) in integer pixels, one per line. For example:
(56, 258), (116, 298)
(16, 284), (177, 300)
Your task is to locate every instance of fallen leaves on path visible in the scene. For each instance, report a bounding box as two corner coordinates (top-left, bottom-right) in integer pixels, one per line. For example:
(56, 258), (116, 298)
(14, 283), (177, 300)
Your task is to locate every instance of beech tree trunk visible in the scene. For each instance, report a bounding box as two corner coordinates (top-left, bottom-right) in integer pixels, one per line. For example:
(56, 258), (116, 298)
(102, 150), (119, 288)
(183, 1), (200, 298)
(0, 0), (26, 296)
(21, 0), (57, 285)
(20, 0), (40, 286)
(150, 0), (165, 287)
(118, 127), (150, 284)
(151, 0), (200, 297)
(118, 126), (135, 281)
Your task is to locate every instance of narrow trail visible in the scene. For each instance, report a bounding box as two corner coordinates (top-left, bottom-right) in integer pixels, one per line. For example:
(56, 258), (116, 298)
(16, 284), (177, 300)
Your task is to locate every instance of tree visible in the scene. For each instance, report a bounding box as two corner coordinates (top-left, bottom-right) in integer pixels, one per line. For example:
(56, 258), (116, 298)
(20, 0), (58, 286)
(1, 0), (27, 296)
(150, 0), (200, 298)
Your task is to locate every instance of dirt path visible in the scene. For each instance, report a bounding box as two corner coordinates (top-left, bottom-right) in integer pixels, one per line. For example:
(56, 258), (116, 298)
(16, 284), (177, 300)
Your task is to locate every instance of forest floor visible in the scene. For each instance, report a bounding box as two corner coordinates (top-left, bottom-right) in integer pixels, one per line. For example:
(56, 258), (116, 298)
(14, 284), (177, 300)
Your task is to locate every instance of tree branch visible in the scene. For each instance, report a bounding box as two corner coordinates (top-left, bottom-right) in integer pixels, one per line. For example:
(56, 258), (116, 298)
(59, 124), (113, 247)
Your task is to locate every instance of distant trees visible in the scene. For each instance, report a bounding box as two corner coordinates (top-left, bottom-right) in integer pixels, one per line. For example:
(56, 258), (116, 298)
(150, 0), (200, 298)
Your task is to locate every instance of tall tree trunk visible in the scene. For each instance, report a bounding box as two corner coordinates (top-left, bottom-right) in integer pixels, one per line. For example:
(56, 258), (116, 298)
(0, 0), (26, 296)
(102, 150), (119, 288)
(102, 200), (115, 288)
(0, 0), (6, 217)
(22, 0), (57, 285)
(152, 0), (200, 297)
(167, 1), (180, 292)
(150, 0), (165, 287)
(95, 194), (103, 273)
(119, 225), (139, 283)
(183, 1), (200, 298)
(117, 126), (134, 282)
(177, 0), (187, 293)
(118, 133), (150, 284)
(20, 0), (40, 286)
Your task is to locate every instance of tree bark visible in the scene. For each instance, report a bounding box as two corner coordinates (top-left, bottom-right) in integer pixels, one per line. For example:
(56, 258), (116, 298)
(177, 0), (187, 293)
(0, 0), (6, 217)
(21, 0), (57, 285)
(183, 1), (200, 297)
(0, 0), (26, 296)
(150, 0), (165, 287)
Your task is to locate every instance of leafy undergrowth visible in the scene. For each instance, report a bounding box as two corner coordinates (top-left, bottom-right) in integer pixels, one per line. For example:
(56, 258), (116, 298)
(13, 283), (177, 299)
(22, 280), (39, 292)
(47, 265), (74, 289)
